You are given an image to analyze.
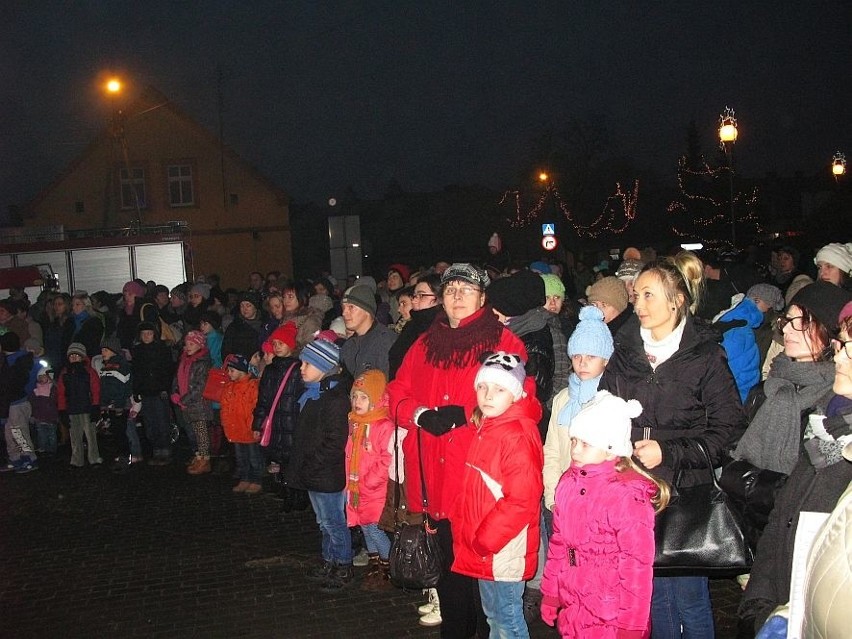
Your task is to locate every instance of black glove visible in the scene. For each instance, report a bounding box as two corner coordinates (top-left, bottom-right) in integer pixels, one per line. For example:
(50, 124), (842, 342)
(418, 405), (467, 436)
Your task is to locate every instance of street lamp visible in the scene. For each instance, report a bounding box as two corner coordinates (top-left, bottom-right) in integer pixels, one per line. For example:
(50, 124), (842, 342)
(832, 152), (847, 180)
(718, 106), (738, 247)
(102, 75), (142, 231)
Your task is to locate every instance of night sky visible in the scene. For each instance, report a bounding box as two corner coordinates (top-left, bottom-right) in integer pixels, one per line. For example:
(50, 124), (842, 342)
(2, 2), (851, 217)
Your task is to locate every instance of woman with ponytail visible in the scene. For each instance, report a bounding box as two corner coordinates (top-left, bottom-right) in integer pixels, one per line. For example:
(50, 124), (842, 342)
(599, 251), (747, 638)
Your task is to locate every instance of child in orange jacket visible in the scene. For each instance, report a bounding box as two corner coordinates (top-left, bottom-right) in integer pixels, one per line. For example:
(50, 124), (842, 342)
(219, 354), (261, 494)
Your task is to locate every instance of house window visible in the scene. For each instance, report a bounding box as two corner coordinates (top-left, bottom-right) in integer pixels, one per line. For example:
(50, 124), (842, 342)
(119, 167), (146, 210)
(167, 164), (194, 207)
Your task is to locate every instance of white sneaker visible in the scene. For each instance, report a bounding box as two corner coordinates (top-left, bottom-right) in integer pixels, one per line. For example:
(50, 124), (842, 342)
(419, 604), (442, 627)
(418, 588), (439, 616)
(352, 548), (371, 567)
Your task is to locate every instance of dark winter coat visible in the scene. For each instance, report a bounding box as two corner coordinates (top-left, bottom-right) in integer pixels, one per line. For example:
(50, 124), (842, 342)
(0, 350), (34, 419)
(93, 353), (132, 409)
(252, 355), (303, 466)
(284, 374), (352, 493)
(740, 395), (852, 631)
(221, 314), (263, 359)
(173, 351), (213, 423)
(57, 359), (100, 415)
(71, 313), (105, 358)
(42, 317), (75, 372)
(599, 314), (746, 487)
(507, 306), (554, 441)
(116, 297), (155, 350)
(131, 339), (174, 396)
(388, 304), (440, 381)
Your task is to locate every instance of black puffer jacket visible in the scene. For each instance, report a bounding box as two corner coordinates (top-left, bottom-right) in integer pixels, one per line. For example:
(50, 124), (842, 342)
(507, 306), (554, 440)
(221, 314), (263, 359)
(252, 355), (303, 467)
(599, 314), (746, 487)
(284, 373), (352, 493)
(131, 339), (174, 396)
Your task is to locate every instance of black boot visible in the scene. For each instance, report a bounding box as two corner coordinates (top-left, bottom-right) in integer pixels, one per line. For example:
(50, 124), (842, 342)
(319, 563), (354, 593)
(306, 560), (334, 583)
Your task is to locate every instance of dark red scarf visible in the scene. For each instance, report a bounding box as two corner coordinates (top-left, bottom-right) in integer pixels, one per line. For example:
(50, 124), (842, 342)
(422, 306), (503, 369)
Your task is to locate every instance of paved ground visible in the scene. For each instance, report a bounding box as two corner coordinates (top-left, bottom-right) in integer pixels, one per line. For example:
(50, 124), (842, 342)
(1, 438), (743, 638)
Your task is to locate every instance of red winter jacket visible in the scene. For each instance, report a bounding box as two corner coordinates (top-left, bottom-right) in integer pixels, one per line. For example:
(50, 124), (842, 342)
(450, 394), (543, 582)
(387, 307), (529, 520)
(541, 460), (656, 638)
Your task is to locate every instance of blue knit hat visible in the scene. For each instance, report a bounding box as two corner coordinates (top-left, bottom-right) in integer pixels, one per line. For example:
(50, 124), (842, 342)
(567, 306), (614, 359)
(300, 336), (341, 374)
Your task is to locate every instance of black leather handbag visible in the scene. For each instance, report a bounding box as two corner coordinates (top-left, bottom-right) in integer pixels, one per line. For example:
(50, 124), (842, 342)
(387, 426), (444, 589)
(654, 441), (754, 577)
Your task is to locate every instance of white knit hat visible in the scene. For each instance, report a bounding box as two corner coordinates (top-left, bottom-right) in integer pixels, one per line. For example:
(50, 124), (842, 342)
(815, 243), (852, 275)
(474, 352), (526, 400)
(569, 390), (642, 457)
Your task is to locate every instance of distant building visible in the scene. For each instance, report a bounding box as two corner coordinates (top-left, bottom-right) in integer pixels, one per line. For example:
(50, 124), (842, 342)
(14, 86), (291, 290)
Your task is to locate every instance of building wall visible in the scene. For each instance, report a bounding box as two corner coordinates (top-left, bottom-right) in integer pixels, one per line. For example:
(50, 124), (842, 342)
(23, 89), (292, 288)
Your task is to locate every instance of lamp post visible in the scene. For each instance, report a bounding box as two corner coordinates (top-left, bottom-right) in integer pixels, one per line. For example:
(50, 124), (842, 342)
(832, 151), (847, 181)
(718, 106), (738, 247)
(103, 76), (142, 231)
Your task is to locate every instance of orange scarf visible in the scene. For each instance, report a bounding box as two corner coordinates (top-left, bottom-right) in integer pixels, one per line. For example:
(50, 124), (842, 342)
(347, 405), (388, 507)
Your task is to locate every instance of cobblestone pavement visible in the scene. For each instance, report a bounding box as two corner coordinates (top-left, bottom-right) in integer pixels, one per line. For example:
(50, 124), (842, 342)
(1, 442), (742, 638)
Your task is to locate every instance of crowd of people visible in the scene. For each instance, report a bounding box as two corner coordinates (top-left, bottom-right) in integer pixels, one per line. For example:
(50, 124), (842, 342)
(1, 239), (852, 638)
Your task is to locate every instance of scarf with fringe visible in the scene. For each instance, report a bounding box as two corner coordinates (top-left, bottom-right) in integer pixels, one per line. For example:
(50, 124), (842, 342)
(347, 405), (389, 507)
(422, 306), (503, 369)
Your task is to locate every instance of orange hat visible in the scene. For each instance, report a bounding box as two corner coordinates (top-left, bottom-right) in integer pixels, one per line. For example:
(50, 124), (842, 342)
(269, 322), (298, 350)
(351, 369), (387, 408)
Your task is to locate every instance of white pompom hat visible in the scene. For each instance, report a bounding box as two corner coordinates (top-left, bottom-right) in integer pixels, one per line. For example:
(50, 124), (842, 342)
(569, 390), (642, 457)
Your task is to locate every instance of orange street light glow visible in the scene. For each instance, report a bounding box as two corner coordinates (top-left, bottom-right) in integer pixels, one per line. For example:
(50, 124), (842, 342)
(106, 79), (122, 93)
(538, 172), (549, 182)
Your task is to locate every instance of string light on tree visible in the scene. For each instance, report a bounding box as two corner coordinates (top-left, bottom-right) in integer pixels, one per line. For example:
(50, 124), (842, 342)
(500, 180), (640, 238)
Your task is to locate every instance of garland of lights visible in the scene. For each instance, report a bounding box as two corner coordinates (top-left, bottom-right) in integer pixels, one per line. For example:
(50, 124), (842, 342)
(668, 155), (762, 245)
(500, 180), (639, 238)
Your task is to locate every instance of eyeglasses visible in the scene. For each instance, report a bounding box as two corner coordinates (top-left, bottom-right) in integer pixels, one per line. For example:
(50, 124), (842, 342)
(545, 295), (563, 302)
(443, 286), (481, 298)
(776, 315), (810, 332)
(413, 292), (436, 300)
(589, 300), (609, 310)
(832, 338), (852, 359)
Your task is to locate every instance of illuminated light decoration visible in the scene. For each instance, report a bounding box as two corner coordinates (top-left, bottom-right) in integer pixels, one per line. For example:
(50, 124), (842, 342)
(667, 155), (762, 248)
(106, 78), (122, 94)
(718, 106), (738, 145)
(832, 151), (846, 177)
(500, 180), (640, 238)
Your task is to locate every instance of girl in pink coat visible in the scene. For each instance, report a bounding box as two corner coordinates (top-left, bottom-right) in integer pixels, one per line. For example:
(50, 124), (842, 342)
(345, 369), (394, 589)
(540, 391), (670, 639)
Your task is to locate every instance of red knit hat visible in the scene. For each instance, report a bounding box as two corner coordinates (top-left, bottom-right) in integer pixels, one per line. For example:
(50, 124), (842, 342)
(388, 263), (411, 283)
(269, 322), (297, 350)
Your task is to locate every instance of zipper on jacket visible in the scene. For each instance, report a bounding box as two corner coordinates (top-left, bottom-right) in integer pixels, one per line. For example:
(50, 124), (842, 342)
(568, 548), (576, 566)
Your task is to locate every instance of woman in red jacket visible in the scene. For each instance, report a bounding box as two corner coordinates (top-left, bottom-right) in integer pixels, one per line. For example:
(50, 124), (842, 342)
(388, 263), (530, 638)
(451, 352), (543, 638)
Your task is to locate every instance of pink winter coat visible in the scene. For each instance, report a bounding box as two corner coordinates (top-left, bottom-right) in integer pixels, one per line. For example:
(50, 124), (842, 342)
(540, 460), (656, 638)
(450, 394), (543, 582)
(344, 415), (394, 526)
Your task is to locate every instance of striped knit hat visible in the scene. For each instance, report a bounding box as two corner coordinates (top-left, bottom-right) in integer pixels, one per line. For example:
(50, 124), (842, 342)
(300, 336), (340, 374)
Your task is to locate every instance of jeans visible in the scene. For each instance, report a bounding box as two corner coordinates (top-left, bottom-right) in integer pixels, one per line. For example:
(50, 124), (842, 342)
(233, 443), (264, 483)
(651, 576), (714, 639)
(526, 503), (548, 590)
(479, 580), (529, 639)
(308, 490), (351, 564)
(360, 522), (391, 560)
(141, 394), (172, 459)
(126, 418), (143, 458)
(34, 421), (58, 454)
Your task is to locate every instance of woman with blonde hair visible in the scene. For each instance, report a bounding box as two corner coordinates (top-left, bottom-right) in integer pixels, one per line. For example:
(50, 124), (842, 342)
(599, 251), (746, 638)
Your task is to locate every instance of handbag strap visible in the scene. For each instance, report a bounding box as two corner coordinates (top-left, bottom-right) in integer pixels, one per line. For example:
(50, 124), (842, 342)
(265, 362), (298, 423)
(673, 439), (720, 489)
(417, 425), (430, 515)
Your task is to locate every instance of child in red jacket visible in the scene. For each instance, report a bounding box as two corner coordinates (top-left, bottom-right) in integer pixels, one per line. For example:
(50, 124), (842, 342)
(451, 352), (544, 638)
(540, 391), (670, 639)
(219, 355), (261, 494)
